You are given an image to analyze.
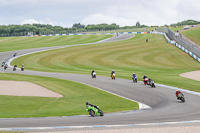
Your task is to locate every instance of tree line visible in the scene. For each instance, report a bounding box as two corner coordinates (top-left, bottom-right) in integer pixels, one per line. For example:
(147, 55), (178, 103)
(0, 19), (199, 37)
(170, 19), (200, 27)
(0, 22), (147, 37)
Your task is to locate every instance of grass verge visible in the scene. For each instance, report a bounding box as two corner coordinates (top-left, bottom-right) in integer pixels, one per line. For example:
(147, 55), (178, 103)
(181, 27), (200, 45)
(0, 73), (138, 118)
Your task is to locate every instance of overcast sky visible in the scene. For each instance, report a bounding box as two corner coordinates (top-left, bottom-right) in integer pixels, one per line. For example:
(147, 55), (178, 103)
(0, 0), (199, 27)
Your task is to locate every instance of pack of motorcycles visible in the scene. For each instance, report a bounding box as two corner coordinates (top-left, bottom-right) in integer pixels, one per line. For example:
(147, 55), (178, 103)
(1, 53), (24, 71)
(90, 71), (185, 117)
(1, 54), (185, 117)
(2, 63), (24, 71)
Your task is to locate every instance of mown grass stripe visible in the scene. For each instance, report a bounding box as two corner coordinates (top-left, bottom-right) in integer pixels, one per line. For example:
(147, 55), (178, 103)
(0, 35), (112, 52)
(11, 34), (200, 93)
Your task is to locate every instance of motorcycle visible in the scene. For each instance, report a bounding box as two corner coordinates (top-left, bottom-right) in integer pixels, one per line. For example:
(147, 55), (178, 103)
(177, 93), (185, 102)
(86, 105), (104, 117)
(4, 65), (8, 70)
(92, 72), (96, 78)
(111, 73), (116, 80)
(132, 76), (137, 83)
(13, 53), (17, 57)
(149, 80), (156, 88)
(13, 66), (16, 71)
(1, 62), (5, 67)
(143, 78), (148, 85)
(21, 67), (24, 71)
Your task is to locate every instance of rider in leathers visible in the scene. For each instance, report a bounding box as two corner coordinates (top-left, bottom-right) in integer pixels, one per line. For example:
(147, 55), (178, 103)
(86, 102), (101, 113)
(176, 90), (184, 99)
(111, 70), (115, 77)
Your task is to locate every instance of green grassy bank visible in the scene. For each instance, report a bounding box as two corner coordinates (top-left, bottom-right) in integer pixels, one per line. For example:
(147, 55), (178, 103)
(0, 35), (112, 52)
(181, 27), (200, 45)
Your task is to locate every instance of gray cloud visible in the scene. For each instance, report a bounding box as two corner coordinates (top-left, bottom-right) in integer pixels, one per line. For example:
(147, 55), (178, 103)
(0, 0), (199, 27)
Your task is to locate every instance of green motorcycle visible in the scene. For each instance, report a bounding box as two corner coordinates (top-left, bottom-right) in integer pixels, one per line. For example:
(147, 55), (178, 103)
(1, 62), (5, 67)
(86, 104), (104, 117)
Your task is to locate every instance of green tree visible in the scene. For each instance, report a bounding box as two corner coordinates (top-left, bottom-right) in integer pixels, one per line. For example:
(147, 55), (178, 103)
(72, 23), (85, 29)
(136, 21), (140, 27)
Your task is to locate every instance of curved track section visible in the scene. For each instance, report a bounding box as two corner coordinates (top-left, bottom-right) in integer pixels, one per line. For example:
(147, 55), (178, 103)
(0, 34), (200, 131)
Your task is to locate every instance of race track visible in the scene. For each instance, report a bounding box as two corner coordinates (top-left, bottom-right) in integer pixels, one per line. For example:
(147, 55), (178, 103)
(0, 34), (200, 131)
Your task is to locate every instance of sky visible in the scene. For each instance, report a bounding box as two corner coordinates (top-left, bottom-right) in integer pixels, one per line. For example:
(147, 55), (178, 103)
(0, 0), (199, 27)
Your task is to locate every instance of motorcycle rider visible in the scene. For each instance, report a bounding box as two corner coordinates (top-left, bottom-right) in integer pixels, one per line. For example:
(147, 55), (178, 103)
(4, 64), (8, 70)
(13, 53), (17, 57)
(91, 69), (95, 75)
(132, 73), (137, 83)
(21, 64), (25, 70)
(86, 102), (101, 113)
(13, 64), (17, 71)
(111, 70), (115, 77)
(148, 78), (152, 85)
(1, 62), (5, 67)
(176, 90), (184, 99)
(143, 74), (147, 80)
(143, 74), (148, 84)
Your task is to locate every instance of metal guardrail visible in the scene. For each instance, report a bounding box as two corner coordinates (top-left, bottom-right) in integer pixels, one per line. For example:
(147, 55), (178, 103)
(157, 27), (200, 58)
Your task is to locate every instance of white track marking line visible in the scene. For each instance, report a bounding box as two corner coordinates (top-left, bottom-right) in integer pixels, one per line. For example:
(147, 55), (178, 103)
(1, 120), (200, 131)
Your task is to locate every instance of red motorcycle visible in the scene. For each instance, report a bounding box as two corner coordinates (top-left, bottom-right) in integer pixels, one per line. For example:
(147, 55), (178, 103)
(4, 64), (8, 70)
(143, 78), (148, 85)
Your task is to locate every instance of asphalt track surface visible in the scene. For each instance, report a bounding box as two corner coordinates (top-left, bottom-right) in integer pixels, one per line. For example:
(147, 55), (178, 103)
(0, 34), (200, 131)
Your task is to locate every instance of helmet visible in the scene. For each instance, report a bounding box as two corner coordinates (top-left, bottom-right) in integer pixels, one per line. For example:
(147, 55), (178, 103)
(86, 102), (89, 105)
(133, 73), (135, 74)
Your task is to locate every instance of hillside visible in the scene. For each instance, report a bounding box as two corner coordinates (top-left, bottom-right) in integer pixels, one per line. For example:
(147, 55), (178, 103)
(180, 27), (200, 46)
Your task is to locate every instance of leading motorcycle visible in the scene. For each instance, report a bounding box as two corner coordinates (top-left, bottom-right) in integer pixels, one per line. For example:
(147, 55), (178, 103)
(86, 104), (104, 117)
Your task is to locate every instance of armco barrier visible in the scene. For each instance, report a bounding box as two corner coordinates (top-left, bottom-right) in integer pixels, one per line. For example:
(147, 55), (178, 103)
(34, 32), (149, 37)
(152, 31), (200, 63)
